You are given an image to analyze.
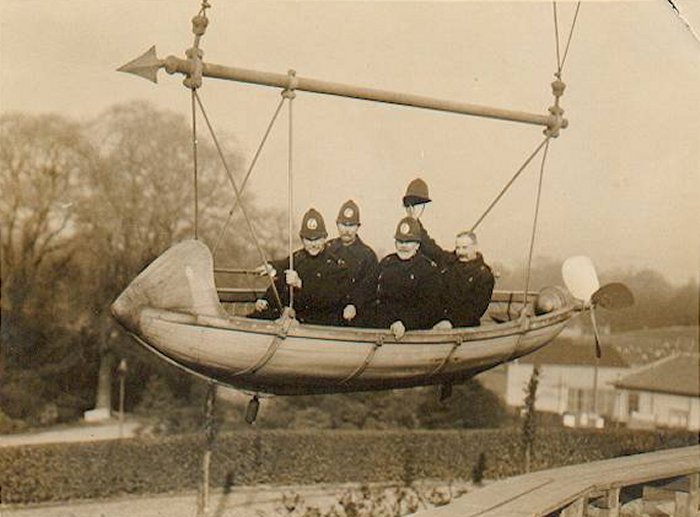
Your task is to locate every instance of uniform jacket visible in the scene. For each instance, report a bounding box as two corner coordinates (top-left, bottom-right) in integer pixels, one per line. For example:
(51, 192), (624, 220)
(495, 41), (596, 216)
(373, 253), (443, 330)
(326, 236), (379, 324)
(416, 221), (495, 327)
(438, 252), (495, 327)
(417, 220), (443, 263)
(251, 247), (349, 325)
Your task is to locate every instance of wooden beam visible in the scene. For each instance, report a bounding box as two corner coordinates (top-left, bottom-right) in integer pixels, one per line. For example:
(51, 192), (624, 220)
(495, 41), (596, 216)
(159, 55), (566, 130)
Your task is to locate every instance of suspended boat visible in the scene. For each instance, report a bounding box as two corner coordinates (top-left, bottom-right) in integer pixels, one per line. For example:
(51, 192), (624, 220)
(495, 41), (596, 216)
(112, 2), (633, 397)
(112, 239), (584, 395)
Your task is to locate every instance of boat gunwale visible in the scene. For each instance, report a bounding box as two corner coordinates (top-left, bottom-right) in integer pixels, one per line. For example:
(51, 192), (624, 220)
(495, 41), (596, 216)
(138, 300), (579, 346)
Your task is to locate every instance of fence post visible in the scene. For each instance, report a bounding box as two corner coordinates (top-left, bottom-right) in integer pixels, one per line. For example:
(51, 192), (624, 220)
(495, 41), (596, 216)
(684, 472), (699, 517)
(560, 497), (585, 517)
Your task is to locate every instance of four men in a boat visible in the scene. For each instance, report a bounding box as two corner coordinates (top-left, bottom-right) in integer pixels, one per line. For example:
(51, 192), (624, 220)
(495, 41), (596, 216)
(249, 178), (494, 337)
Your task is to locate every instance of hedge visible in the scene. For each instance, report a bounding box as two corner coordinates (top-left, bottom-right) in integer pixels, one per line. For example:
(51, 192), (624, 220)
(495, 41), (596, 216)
(0, 428), (696, 504)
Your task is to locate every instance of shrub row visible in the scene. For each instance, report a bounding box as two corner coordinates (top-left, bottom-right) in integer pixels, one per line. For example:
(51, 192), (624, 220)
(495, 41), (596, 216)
(0, 428), (696, 504)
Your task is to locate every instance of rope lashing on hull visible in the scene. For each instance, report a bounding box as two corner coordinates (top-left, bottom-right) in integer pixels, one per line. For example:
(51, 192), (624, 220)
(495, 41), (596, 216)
(231, 309), (296, 378)
(429, 336), (463, 377)
(339, 336), (385, 384)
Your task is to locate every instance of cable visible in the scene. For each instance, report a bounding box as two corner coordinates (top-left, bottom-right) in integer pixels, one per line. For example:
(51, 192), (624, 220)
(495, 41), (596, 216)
(469, 135), (552, 233)
(191, 90), (199, 240)
(194, 90), (283, 311)
(212, 97), (286, 257)
(523, 140), (551, 304)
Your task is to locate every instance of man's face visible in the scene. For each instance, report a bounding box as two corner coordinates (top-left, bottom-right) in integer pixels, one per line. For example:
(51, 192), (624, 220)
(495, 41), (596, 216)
(303, 237), (326, 256)
(395, 240), (420, 260)
(455, 234), (478, 261)
(337, 223), (359, 245)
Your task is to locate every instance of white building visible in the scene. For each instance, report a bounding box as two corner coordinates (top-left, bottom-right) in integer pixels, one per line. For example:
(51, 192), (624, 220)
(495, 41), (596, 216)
(506, 341), (629, 421)
(613, 353), (700, 431)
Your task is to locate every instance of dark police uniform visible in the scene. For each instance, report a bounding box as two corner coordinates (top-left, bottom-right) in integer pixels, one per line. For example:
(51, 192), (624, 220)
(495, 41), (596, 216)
(373, 253), (443, 330)
(438, 252), (495, 327)
(416, 220), (443, 263)
(326, 236), (378, 326)
(250, 247), (349, 326)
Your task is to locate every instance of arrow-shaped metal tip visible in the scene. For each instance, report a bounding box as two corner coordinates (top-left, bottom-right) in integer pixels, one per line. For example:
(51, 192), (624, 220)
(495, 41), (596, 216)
(117, 45), (162, 84)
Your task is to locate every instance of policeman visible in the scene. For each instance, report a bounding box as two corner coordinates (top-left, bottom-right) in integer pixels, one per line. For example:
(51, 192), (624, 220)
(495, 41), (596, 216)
(374, 216), (448, 339)
(435, 231), (495, 327)
(326, 200), (379, 325)
(402, 178), (442, 261)
(250, 208), (349, 325)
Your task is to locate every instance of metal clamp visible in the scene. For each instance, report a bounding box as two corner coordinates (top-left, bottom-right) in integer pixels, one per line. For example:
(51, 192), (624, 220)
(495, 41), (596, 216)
(281, 69), (298, 100)
(544, 78), (567, 137)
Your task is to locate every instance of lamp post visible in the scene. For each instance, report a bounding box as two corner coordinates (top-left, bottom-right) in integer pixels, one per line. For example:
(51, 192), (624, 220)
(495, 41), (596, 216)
(117, 358), (128, 438)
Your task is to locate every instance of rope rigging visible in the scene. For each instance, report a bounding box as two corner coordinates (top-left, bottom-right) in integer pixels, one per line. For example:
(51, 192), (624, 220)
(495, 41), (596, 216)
(283, 71), (297, 310)
(211, 96), (286, 257)
(182, 0), (583, 316)
(193, 89), (284, 311)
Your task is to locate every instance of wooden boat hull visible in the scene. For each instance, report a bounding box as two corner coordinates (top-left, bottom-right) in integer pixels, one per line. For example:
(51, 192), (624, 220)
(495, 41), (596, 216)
(112, 240), (579, 395)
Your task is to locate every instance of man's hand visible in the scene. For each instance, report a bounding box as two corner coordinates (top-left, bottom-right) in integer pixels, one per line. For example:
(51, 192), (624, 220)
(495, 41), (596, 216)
(254, 263), (277, 277)
(285, 269), (302, 289)
(390, 320), (406, 340)
(405, 205), (424, 220)
(343, 304), (357, 321)
(255, 299), (269, 312)
(432, 320), (453, 330)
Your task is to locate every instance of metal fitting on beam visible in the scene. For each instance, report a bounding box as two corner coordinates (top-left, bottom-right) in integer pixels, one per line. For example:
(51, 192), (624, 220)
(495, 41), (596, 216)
(281, 69), (298, 100)
(183, 47), (204, 90)
(544, 78), (567, 137)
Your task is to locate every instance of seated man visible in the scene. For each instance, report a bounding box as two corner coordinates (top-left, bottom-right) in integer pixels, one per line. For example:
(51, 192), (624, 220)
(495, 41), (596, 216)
(326, 199), (379, 326)
(249, 208), (350, 326)
(434, 231), (495, 327)
(373, 216), (448, 339)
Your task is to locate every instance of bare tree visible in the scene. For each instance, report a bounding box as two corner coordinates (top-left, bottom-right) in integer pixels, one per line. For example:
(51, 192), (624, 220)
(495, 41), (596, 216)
(0, 113), (92, 314)
(75, 100), (264, 411)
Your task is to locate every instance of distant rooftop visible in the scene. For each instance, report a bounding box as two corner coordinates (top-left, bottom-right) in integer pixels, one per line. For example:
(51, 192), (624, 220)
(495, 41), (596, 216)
(519, 339), (628, 368)
(614, 354), (700, 397)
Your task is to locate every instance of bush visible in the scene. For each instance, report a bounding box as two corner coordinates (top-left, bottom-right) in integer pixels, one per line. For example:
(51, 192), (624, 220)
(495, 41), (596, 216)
(0, 428), (696, 504)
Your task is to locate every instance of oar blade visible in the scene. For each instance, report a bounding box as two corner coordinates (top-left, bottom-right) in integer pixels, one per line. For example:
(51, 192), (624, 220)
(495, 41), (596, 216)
(592, 282), (635, 310)
(562, 256), (600, 302)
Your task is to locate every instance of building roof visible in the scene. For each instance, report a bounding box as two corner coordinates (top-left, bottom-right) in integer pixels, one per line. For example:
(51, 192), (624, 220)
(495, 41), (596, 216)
(614, 354), (700, 397)
(519, 339), (628, 368)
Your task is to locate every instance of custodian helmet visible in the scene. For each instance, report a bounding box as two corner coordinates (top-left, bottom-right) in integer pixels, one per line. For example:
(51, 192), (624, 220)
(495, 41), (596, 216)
(300, 208), (328, 240)
(402, 178), (431, 207)
(394, 216), (421, 242)
(336, 199), (360, 225)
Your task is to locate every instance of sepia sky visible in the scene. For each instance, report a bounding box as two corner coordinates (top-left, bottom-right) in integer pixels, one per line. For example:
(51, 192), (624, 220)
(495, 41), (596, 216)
(1, 0), (698, 286)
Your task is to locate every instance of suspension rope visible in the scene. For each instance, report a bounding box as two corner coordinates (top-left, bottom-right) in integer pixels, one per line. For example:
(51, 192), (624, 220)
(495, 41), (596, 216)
(212, 96), (286, 257)
(283, 71), (297, 310)
(191, 90), (200, 240)
(523, 139), (551, 304)
(469, 135), (552, 233)
(560, 3), (581, 75)
(553, 2), (562, 75)
(553, 1), (582, 77)
(193, 90), (283, 311)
